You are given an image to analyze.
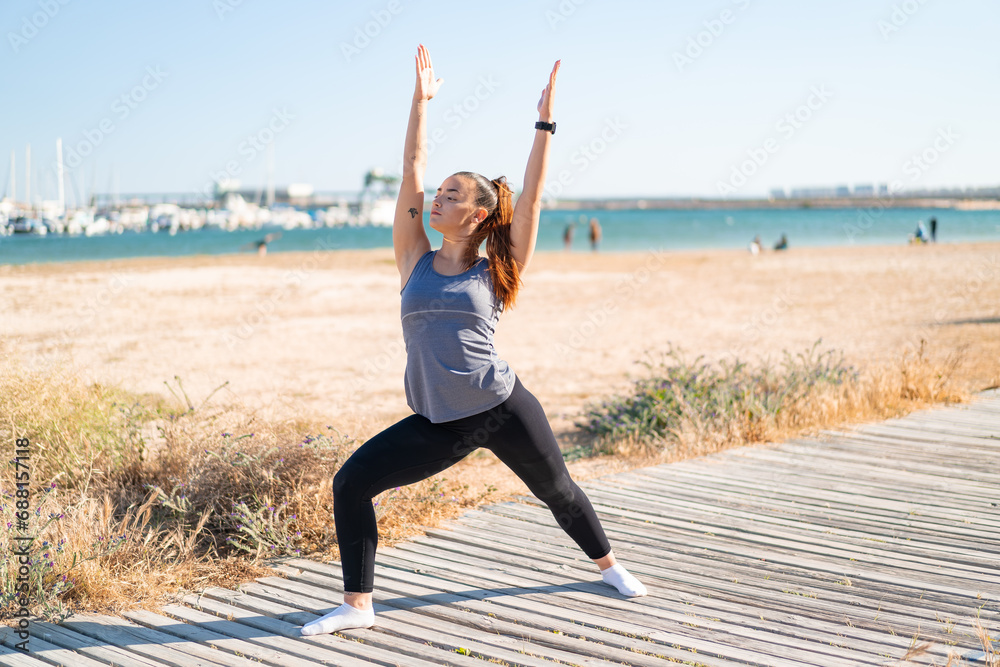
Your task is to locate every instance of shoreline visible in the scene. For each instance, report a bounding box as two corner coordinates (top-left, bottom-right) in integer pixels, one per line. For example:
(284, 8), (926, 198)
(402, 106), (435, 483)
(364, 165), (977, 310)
(4, 237), (1000, 273)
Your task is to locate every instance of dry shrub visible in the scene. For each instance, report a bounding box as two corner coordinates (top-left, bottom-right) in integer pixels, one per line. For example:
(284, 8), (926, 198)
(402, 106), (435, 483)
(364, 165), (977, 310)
(0, 362), (506, 620)
(577, 339), (972, 461)
(771, 338), (968, 438)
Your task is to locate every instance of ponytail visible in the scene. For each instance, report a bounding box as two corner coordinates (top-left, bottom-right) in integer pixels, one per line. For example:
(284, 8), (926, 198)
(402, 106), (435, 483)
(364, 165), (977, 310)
(454, 171), (522, 312)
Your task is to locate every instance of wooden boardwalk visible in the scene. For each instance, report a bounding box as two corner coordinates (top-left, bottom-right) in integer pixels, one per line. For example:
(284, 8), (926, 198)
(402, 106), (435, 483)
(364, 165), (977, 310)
(3, 390), (999, 666)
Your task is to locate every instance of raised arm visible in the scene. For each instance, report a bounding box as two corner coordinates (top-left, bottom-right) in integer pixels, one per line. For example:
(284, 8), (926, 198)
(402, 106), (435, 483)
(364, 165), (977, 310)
(393, 44), (443, 289)
(510, 59), (561, 275)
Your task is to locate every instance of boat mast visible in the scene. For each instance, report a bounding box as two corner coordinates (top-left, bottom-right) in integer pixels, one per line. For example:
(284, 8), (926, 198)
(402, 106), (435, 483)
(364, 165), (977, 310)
(56, 137), (65, 217)
(266, 140), (275, 209)
(25, 143), (31, 212)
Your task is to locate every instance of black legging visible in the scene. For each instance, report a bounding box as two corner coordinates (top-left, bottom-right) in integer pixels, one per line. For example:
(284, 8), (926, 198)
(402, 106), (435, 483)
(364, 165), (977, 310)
(332, 374), (612, 593)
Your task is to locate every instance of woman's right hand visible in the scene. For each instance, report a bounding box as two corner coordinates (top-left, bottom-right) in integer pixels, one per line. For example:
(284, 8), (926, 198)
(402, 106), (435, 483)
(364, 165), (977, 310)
(414, 44), (443, 101)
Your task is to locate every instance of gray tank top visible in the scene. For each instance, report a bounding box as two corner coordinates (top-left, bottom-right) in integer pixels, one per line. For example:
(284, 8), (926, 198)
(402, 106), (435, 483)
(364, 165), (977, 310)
(400, 249), (516, 423)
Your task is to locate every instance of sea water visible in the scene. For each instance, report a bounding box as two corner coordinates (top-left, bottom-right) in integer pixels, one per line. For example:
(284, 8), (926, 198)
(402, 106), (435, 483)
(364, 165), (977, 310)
(2, 207), (997, 266)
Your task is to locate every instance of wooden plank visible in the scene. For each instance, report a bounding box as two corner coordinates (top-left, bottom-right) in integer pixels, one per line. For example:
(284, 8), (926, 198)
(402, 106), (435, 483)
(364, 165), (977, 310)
(726, 448), (1000, 501)
(452, 510), (1000, 626)
(592, 471), (1000, 552)
(257, 565), (662, 667)
(440, 516), (992, 656)
(817, 425), (1000, 455)
(902, 413), (1000, 431)
(582, 480), (1000, 566)
(0, 628), (110, 667)
(182, 591), (444, 667)
(884, 411), (1000, 431)
(58, 613), (245, 667)
(24, 621), (166, 667)
(381, 535), (911, 665)
(492, 496), (998, 595)
(233, 577), (628, 667)
(583, 479), (1000, 561)
(637, 464), (1000, 525)
(771, 438), (1000, 483)
(450, 512), (999, 650)
(120, 608), (328, 667)
(390, 520), (984, 652)
(281, 557), (816, 667)
(480, 502), (997, 628)
(854, 422), (1000, 448)
(411, 524), (967, 663)
(0, 638), (62, 667)
(629, 463), (998, 530)
(787, 434), (1000, 475)
(371, 543), (891, 667)
(613, 468), (1000, 545)
(819, 428), (1000, 457)
(695, 448), (999, 507)
(153, 603), (358, 667)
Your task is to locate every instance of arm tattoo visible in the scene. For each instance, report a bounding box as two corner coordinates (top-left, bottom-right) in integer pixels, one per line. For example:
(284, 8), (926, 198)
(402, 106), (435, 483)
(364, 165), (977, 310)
(408, 208), (419, 218)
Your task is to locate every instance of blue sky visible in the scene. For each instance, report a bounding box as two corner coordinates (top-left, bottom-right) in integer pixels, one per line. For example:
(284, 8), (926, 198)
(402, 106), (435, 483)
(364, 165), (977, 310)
(3, 0), (997, 203)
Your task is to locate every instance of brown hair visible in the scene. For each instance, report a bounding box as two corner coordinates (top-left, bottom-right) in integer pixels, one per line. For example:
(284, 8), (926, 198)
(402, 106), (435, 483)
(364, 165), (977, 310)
(454, 171), (522, 312)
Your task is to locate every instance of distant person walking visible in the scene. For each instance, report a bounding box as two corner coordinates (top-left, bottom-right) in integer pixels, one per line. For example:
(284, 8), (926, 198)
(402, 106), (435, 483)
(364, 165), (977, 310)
(588, 217), (601, 251)
(773, 233), (788, 251)
(929, 216), (937, 242)
(240, 231), (281, 256)
(563, 222), (574, 250)
(300, 44), (646, 639)
(749, 235), (762, 255)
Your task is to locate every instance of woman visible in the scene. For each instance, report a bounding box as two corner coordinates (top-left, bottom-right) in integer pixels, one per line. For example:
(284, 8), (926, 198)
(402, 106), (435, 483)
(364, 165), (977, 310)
(301, 44), (646, 637)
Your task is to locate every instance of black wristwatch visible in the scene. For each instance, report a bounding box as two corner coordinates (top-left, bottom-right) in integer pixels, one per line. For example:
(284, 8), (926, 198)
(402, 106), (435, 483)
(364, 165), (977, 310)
(535, 120), (556, 135)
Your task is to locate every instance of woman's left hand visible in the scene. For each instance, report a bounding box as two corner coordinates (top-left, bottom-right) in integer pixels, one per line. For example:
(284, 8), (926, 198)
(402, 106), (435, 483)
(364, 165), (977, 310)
(536, 59), (560, 122)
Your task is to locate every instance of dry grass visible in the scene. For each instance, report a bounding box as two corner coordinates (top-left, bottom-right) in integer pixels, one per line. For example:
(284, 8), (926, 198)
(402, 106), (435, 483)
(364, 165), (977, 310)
(895, 618), (998, 666)
(574, 338), (980, 462)
(0, 365), (504, 621)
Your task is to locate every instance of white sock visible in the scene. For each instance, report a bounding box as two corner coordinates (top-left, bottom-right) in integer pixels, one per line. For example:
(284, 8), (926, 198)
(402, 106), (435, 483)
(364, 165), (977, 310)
(300, 602), (375, 636)
(601, 563), (647, 597)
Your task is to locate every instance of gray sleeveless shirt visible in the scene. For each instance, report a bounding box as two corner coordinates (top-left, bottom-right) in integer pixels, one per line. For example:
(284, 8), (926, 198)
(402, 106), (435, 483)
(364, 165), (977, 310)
(400, 249), (516, 423)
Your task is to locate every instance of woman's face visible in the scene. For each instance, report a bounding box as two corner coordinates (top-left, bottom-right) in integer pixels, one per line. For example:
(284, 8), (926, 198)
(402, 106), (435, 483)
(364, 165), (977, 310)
(430, 175), (486, 237)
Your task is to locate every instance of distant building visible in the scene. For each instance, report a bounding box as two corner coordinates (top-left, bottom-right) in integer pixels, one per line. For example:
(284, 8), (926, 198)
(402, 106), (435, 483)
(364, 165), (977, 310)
(852, 184), (875, 197)
(769, 187), (787, 200)
(789, 186), (838, 198)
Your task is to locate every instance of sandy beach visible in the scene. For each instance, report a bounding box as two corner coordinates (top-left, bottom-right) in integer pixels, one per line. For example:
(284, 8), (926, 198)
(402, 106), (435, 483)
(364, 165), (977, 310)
(3, 242), (999, 444)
